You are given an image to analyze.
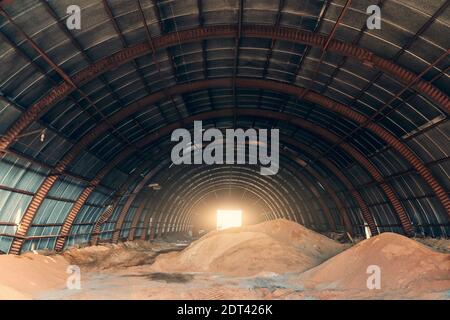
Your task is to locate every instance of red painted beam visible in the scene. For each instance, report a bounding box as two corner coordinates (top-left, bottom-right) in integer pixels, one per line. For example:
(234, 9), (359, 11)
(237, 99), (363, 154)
(124, 147), (354, 242)
(48, 108), (414, 254)
(1, 25), (448, 152)
(10, 75), (448, 252)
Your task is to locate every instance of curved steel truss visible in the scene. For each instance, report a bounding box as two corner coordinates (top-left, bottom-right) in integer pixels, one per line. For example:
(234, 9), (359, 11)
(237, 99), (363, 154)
(0, 0), (448, 254)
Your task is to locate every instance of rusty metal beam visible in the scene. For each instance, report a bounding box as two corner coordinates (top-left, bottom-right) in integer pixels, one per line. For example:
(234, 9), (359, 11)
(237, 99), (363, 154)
(281, 135), (378, 235)
(110, 161), (167, 243)
(7, 84), (448, 254)
(0, 6), (148, 253)
(1, 24), (448, 153)
(110, 139), (344, 242)
(299, 0), (352, 100)
(126, 140), (376, 241)
(158, 158), (357, 237)
(148, 168), (301, 234)
(319, 47), (449, 164)
(336, 43), (449, 169)
(122, 142), (361, 242)
(88, 156), (164, 246)
(319, 0), (384, 94)
(163, 178), (296, 234)
(41, 77), (449, 215)
(89, 202), (117, 246)
(138, 0), (184, 120)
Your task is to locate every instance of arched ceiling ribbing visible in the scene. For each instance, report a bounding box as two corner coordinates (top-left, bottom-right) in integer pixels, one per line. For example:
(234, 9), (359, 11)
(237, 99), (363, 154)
(0, 0), (448, 254)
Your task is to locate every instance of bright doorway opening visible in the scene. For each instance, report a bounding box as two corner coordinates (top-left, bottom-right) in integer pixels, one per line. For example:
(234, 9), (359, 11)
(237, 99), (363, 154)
(216, 209), (242, 230)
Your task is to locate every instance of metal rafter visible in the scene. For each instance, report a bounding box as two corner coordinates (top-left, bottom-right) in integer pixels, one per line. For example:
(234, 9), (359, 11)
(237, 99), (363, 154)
(41, 0), (148, 134)
(5, 76), (448, 252)
(162, 177), (298, 234)
(313, 0), (450, 167)
(139, 0), (184, 120)
(291, 0), (332, 86)
(254, 0), (284, 122)
(164, 157), (356, 236)
(0, 39), (132, 186)
(318, 0), (386, 95)
(47, 107), (416, 252)
(8, 102), (408, 253)
(346, 0), (449, 108)
(0, 6), (152, 254)
(127, 190), (154, 241)
(197, 0), (214, 110)
(316, 48), (450, 176)
(0, 4), (446, 250)
(89, 155), (166, 246)
(102, 0), (169, 123)
(110, 159), (167, 243)
(232, 0), (244, 127)
(1, 24), (448, 155)
(299, 0), (352, 100)
(119, 141), (362, 241)
(0, 6), (145, 158)
(31, 77), (447, 216)
(148, 167), (305, 233)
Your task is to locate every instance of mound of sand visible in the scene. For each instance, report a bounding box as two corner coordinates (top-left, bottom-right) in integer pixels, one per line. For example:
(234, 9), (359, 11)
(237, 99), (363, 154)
(0, 253), (69, 299)
(298, 232), (450, 296)
(63, 240), (184, 271)
(150, 219), (345, 276)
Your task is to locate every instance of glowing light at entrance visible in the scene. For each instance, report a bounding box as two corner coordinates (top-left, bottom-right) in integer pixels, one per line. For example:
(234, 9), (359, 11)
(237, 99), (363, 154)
(216, 209), (242, 230)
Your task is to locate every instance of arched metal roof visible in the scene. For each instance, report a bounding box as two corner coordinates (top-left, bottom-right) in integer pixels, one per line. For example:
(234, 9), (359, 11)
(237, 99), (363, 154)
(0, 0), (448, 254)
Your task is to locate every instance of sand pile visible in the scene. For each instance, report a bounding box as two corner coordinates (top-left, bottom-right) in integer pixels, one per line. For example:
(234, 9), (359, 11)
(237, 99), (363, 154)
(150, 219), (345, 276)
(298, 232), (450, 297)
(63, 240), (182, 271)
(0, 253), (68, 299)
(161, 232), (193, 243)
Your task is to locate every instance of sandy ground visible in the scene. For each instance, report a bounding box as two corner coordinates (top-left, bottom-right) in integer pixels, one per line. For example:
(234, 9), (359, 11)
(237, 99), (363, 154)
(293, 232), (450, 299)
(0, 253), (69, 299)
(1, 220), (449, 300)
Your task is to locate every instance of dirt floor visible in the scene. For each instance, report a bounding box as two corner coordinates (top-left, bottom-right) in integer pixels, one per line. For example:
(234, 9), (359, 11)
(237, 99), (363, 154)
(0, 253), (69, 299)
(1, 219), (449, 300)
